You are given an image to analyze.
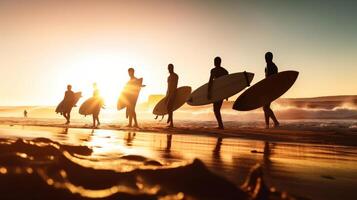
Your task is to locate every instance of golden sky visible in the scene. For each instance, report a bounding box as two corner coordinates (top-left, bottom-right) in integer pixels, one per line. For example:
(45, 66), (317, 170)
(0, 0), (356, 105)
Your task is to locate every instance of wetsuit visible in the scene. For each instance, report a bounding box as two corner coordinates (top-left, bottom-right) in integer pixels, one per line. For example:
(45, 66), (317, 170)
(167, 72), (179, 113)
(208, 66), (229, 128)
(167, 72), (178, 125)
(263, 62), (279, 126)
(63, 90), (74, 114)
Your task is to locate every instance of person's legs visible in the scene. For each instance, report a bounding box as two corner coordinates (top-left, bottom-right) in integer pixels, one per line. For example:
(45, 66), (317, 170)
(128, 116), (132, 127)
(133, 111), (138, 127)
(92, 115), (96, 127)
(94, 110), (100, 126)
(168, 111), (173, 127)
(167, 110), (173, 125)
(263, 104), (270, 128)
(64, 112), (70, 124)
(166, 95), (175, 127)
(63, 113), (67, 123)
(264, 103), (279, 128)
(213, 100), (224, 129)
(126, 107), (132, 127)
(96, 116), (100, 126)
(270, 109), (279, 127)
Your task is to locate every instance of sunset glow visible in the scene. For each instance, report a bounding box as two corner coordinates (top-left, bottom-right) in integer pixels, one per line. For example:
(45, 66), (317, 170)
(0, 1), (356, 106)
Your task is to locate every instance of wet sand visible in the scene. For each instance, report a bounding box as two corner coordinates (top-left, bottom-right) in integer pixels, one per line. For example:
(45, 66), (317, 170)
(0, 120), (356, 200)
(1, 117), (357, 146)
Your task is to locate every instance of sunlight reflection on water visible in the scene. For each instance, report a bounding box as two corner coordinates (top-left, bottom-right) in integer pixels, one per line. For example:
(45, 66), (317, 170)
(0, 125), (357, 200)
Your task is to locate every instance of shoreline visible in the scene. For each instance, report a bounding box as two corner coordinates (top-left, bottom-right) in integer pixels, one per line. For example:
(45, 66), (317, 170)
(1, 118), (356, 147)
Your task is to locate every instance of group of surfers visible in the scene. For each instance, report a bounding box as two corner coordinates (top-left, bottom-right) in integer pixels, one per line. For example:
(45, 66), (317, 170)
(60, 51), (280, 129)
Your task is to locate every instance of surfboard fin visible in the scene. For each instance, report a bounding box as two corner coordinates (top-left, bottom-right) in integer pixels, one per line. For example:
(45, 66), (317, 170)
(159, 115), (165, 121)
(243, 71), (250, 86)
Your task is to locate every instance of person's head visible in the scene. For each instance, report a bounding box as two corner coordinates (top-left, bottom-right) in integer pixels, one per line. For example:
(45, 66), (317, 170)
(128, 68), (135, 77)
(214, 56), (221, 67)
(265, 52), (273, 63)
(168, 63), (174, 73)
(67, 84), (72, 91)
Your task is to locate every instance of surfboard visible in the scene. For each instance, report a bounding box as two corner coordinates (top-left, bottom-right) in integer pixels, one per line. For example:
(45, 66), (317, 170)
(117, 78), (143, 110)
(55, 92), (82, 114)
(233, 70), (299, 111)
(153, 86), (192, 116)
(79, 97), (104, 116)
(187, 72), (254, 106)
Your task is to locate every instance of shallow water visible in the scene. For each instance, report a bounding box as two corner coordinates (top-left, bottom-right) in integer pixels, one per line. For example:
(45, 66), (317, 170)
(0, 124), (356, 200)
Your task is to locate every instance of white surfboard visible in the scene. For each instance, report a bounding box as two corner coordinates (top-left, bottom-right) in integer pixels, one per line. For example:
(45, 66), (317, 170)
(153, 86), (191, 116)
(187, 72), (254, 106)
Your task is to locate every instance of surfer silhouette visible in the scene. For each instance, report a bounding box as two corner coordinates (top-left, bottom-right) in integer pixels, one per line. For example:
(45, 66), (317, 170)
(166, 64), (178, 128)
(92, 83), (102, 128)
(23, 110), (28, 118)
(126, 68), (144, 128)
(264, 52), (280, 128)
(63, 85), (75, 124)
(208, 57), (229, 129)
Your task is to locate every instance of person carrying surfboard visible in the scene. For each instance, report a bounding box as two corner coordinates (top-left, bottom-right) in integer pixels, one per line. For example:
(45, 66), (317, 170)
(264, 52), (280, 128)
(63, 84), (75, 124)
(208, 57), (229, 129)
(92, 83), (103, 128)
(125, 68), (144, 128)
(166, 63), (178, 128)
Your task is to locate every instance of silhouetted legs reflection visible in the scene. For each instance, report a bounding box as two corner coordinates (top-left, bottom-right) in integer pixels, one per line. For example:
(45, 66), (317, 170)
(165, 134), (172, 153)
(124, 132), (136, 146)
(61, 128), (68, 134)
(213, 137), (223, 155)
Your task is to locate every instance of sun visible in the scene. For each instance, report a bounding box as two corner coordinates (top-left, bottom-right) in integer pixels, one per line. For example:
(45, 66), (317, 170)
(54, 47), (165, 107)
(56, 51), (145, 106)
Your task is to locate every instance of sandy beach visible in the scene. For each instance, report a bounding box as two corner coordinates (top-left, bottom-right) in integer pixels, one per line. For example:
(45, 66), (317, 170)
(0, 117), (356, 200)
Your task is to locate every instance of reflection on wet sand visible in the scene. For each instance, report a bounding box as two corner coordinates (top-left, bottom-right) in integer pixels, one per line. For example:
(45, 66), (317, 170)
(124, 132), (136, 146)
(0, 125), (356, 200)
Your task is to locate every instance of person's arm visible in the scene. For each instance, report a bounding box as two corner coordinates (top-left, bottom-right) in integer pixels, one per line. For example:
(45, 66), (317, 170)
(207, 72), (213, 99)
(139, 78), (146, 87)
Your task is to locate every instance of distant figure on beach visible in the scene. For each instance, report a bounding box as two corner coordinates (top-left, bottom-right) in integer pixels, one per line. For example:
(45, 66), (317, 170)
(63, 85), (75, 124)
(125, 68), (144, 128)
(23, 110), (28, 118)
(166, 64), (178, 127)
(92, 83), (102, 127)
(264, 52), (280, 128)
(208, 57), (229, 129)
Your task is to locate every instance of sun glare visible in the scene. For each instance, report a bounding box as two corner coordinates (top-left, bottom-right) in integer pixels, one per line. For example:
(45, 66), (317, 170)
(56, 50), (153, 106)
